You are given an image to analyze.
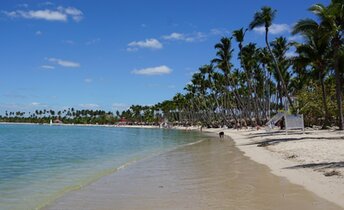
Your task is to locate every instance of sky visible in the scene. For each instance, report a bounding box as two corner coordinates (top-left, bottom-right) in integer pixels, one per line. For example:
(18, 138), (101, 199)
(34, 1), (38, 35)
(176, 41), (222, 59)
(0, 0), (329, 114)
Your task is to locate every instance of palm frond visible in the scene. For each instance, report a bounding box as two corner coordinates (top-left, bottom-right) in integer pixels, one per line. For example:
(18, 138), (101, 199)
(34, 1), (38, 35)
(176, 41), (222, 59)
(292, 19), (319, 35)
(309, 4), (326, 14)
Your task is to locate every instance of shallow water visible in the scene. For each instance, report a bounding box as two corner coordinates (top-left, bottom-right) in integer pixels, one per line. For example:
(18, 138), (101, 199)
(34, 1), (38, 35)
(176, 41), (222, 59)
(0, 124), (203, 210)
(47, 135), (343, 210)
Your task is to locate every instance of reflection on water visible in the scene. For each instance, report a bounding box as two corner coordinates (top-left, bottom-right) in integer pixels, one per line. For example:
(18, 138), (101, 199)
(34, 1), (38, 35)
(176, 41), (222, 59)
(47, 137), (342, 210)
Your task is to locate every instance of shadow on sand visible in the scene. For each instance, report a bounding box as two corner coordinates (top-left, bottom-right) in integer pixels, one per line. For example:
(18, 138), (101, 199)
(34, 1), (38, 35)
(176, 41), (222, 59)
(284, 161), (344, 170)
(243, 131), (344, 147)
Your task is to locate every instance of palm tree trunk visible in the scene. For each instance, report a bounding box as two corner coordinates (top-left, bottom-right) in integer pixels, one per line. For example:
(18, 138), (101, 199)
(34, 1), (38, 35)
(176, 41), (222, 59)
(238, 45), (256, 126)
(334, 48), (344, 130)
(265, 28), (294, 111)
(320, 74), (330, 128)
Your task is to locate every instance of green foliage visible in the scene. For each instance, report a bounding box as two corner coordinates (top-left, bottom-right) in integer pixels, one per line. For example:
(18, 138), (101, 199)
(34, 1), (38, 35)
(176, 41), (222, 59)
(296, 81), (337, 126)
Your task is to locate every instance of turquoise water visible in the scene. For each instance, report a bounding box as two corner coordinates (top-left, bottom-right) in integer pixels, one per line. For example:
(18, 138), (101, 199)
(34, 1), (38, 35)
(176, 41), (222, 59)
(0, 124), (204, 210)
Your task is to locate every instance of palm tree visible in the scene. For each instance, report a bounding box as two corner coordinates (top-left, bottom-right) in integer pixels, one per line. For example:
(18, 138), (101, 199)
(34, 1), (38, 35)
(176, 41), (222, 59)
(212, 37), (245, 119)
(232, 28), (248, 52)
(249, 6), (295, 110)
(293, 22), (331, 128)
(258, 47), (274, 118)
(292, 1), (344, 129)
(270, 37), (293, 109)
(241, 43), (262, 125)
(232, 28), (258, 124)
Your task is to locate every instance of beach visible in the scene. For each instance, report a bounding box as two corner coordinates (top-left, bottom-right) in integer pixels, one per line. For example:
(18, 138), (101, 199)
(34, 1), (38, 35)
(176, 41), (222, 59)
(3, 0), (344, 209)
(202, 127), (344, 208)
(46, 131), (343, 210)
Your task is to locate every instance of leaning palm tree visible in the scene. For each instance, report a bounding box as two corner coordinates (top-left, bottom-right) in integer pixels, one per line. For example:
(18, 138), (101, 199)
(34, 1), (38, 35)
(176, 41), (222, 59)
(292, 1), (344, 130)
(249, 6), (295, 111)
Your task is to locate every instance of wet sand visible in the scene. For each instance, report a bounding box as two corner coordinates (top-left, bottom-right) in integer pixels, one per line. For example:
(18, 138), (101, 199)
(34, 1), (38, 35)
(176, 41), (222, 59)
(46, 136), (342, 210)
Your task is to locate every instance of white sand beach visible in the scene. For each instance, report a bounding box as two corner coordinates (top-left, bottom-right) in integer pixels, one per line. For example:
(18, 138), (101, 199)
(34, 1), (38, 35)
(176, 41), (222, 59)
(201, 127), (344, 208)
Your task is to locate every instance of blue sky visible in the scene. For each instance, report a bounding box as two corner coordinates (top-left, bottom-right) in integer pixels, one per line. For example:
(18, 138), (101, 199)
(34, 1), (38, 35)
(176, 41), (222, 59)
(0, 0), (329, 113)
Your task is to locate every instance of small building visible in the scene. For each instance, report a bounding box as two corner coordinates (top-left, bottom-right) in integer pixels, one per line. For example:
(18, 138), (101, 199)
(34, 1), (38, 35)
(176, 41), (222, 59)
(53, 119), (63, 124)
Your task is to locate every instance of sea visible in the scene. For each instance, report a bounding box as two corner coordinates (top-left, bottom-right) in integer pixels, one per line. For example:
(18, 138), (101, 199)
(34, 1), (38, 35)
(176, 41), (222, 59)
(0, 124), (204, 210)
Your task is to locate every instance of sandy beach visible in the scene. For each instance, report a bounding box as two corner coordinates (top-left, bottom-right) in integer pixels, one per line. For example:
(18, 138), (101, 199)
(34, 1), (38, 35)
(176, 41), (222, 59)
(45, 131), (342, 210)
(200, 127), (344, 208)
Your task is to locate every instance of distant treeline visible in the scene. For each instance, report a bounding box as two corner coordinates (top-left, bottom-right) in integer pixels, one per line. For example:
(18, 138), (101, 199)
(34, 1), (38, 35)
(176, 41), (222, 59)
(0, 106), (164, 125)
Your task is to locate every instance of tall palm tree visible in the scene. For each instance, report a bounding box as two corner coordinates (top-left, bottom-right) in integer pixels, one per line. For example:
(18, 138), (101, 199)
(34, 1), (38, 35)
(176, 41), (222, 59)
(270, 37), (293, 109)
(232, 28), (258, 124)
(212, 37), (245, 119)
(241, 43), (262, 125)
(293, 22), (331, 128)
(249, 6), (295, 111)
(258, 47), (274, 118)
(292, 1), (344, 129)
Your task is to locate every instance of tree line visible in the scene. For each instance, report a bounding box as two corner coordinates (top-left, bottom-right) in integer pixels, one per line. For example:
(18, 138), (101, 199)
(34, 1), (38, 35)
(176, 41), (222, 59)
(152, 1), (344, 129)
(1, 1), (344, 129)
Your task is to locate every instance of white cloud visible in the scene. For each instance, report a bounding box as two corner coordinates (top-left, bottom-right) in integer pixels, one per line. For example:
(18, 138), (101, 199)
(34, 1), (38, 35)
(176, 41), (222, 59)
(3, 6), (83, 22)
(127, 38), (162, 51)
(3, 9), (67, 21)
(131, 65), (172, 76)
(162, 32), (206, 42)
(31, 102), (41, 106)
(210, 28), (229, 36)
(41, 65), (55, 69)
(162, 32), (207, 42)
(30, 102), (47, 107)
(36, 30), (42, 35)
(163, 32), (185, 40)
(84, 78), (93, 83)
(57, 6), (83, 22)
(47, 57), (80, 68)
(253, 23), (291, 35)
(79, 104), (100, 109)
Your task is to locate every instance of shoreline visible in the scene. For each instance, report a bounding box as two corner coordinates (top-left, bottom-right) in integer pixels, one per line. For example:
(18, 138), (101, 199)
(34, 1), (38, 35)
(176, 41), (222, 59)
(46, 132), (342, 210)
(3, 123), (343, 208)
(201, 127), (344, 208)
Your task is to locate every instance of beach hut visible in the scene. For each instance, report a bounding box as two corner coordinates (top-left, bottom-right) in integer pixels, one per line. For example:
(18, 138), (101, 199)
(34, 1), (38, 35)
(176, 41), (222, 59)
(118, 117), (129, 126)
(53, 119), (63, 124)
